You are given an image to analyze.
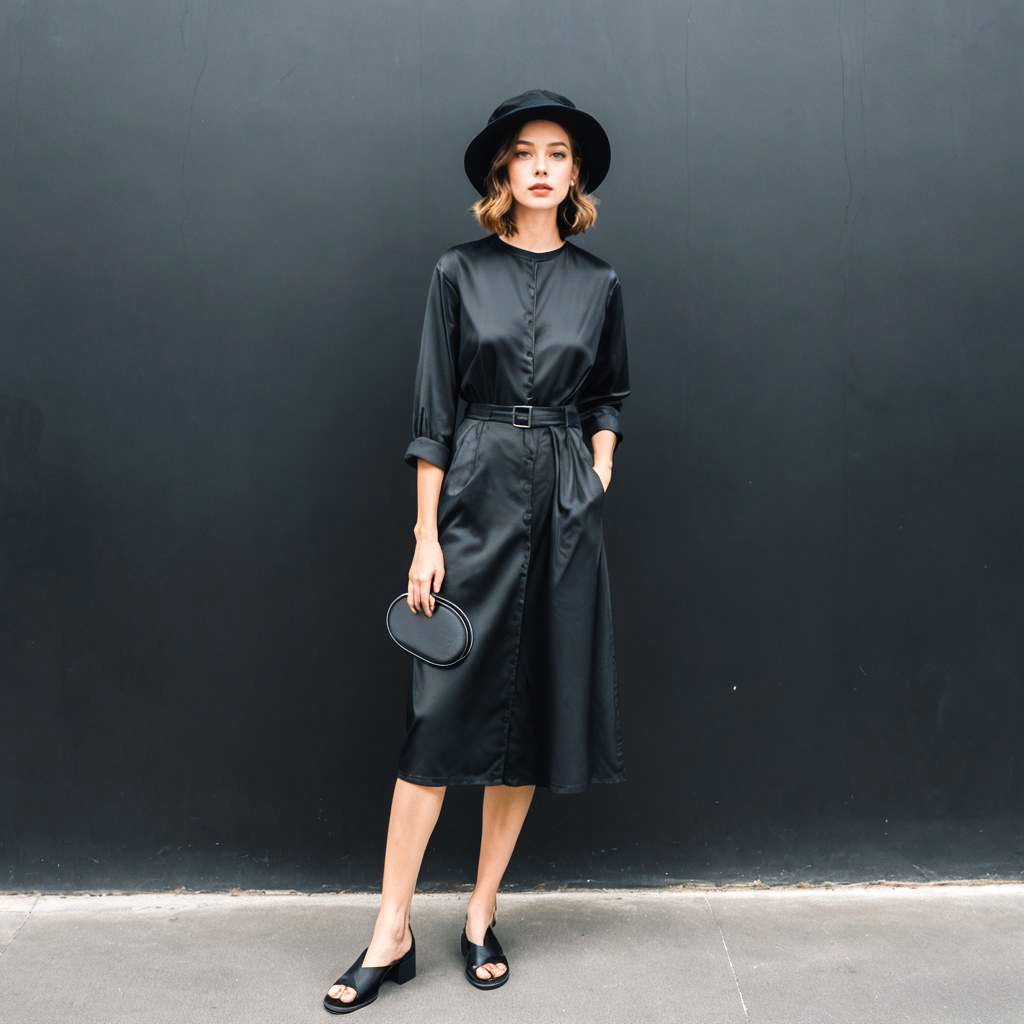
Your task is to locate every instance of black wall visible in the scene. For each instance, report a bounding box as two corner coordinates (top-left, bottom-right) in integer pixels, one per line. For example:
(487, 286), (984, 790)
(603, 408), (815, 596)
(2, 1), (1022, 891)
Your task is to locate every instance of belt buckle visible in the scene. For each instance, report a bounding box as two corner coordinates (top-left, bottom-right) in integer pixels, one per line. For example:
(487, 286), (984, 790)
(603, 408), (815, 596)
(511, 404), (533, 428)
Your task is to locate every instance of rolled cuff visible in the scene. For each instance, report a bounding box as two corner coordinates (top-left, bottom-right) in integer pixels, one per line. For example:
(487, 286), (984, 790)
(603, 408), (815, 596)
(404, 436), (451, 470)
(580, 409), (623, 448)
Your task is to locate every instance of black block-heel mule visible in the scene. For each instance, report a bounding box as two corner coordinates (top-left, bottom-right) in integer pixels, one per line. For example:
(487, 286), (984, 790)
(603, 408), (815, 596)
(323, 927), (416, 1014)
(461, 909), (510, 990)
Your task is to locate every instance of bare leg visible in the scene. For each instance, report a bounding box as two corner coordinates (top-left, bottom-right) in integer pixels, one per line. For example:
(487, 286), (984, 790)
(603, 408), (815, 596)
(465, 783), (536, 981)
(326, 777), (445, 1005)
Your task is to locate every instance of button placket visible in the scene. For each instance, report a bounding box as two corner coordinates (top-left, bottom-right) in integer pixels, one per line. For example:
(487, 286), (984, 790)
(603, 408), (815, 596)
(525, 262), (537, 402)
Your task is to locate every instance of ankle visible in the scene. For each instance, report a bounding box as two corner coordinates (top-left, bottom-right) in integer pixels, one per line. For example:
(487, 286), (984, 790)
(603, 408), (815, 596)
(375, 905), (410, 941)
(467, 892), (497, 917)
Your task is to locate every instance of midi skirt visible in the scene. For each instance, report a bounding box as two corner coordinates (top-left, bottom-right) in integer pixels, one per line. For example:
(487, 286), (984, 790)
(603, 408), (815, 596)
(396, 402), (626, 795)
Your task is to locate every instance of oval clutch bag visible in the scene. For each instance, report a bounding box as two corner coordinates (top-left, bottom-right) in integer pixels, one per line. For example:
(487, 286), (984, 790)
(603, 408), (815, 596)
(385, 592), (474, 667)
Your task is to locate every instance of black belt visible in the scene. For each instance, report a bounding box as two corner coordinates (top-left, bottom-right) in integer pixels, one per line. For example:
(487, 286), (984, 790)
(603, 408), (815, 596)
(464, 402), (579, 429)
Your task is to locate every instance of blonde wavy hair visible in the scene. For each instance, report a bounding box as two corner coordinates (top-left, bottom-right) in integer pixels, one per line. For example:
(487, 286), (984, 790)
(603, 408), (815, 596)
(469, 126), (600, 239)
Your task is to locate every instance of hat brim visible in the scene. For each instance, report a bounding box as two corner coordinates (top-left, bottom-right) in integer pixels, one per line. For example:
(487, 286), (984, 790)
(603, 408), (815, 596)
(463, 103), (611, 198)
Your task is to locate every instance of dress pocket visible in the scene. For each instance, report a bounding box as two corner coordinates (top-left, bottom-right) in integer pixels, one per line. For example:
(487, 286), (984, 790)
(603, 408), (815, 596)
(571, 426), (606, 504)
(443, 419), (485, 494)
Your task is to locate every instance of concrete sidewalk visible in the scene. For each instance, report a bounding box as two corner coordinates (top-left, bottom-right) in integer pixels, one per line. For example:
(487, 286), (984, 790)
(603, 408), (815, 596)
(0, 884), (1020, 1023)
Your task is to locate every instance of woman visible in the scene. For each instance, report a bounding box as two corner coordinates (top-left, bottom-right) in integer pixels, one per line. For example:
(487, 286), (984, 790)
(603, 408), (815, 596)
(323, 89), (631, 1014)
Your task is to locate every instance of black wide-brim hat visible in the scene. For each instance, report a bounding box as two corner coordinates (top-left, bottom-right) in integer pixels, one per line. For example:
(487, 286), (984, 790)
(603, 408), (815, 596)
(463, 89), (611, 197)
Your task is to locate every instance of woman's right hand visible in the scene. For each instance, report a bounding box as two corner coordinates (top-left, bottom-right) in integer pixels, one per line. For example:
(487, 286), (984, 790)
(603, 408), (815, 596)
(407, 538), (445, 616)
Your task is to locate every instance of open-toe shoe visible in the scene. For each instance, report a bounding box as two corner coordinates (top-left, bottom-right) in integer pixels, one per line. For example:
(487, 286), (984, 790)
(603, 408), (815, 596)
(460, 911), (509, 990)
(323, 927), (416, 1014)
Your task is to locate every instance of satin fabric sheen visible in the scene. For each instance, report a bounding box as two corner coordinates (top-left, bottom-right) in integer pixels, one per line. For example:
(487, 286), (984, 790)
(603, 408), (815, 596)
(399, 233), (631, 794)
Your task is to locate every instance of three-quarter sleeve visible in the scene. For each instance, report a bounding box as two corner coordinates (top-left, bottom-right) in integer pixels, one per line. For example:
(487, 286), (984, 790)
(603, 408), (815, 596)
(578, 276), (631, 447)
(403, 261), (461, 470)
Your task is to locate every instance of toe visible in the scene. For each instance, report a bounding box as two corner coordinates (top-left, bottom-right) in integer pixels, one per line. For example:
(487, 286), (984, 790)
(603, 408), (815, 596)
(340, 986), (356, 1003)
(492, 962), (506, 975)
(475, 964), (494, 979)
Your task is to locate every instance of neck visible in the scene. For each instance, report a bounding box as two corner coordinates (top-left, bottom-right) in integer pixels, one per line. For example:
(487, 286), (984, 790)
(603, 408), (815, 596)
(503, 206), (562, 251)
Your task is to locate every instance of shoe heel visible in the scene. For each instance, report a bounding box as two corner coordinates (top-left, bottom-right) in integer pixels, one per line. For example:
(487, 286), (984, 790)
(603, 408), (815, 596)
(392, 930), (416, 986)
(392, 947), (416, 984)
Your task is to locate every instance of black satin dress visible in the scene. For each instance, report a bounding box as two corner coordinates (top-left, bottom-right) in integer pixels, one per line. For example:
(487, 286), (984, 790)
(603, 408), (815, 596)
(398, 232), (631, 794)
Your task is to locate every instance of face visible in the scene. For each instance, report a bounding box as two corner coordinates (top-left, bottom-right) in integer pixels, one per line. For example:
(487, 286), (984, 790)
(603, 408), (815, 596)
(504, 119), (580, 208)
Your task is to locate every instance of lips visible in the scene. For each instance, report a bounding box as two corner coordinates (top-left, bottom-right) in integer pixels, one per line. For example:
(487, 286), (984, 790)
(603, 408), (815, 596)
(529, 185), (552, 192)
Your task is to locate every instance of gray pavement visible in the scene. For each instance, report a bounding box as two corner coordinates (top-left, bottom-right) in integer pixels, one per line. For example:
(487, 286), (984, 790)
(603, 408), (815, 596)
(0, 884), (1021, 1023)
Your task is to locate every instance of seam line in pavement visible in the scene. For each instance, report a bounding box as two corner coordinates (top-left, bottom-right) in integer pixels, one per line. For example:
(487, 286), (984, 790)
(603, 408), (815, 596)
(703, 892), (749, 1021)
(0, 894), (41, 961)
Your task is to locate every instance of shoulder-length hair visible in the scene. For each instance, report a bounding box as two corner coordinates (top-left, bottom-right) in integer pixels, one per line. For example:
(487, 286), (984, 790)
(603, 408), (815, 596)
(469, 127), (600, 239)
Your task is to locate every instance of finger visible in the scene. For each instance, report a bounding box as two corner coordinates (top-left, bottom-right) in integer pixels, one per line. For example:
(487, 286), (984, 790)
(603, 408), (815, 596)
(419, 578), (432, 616)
